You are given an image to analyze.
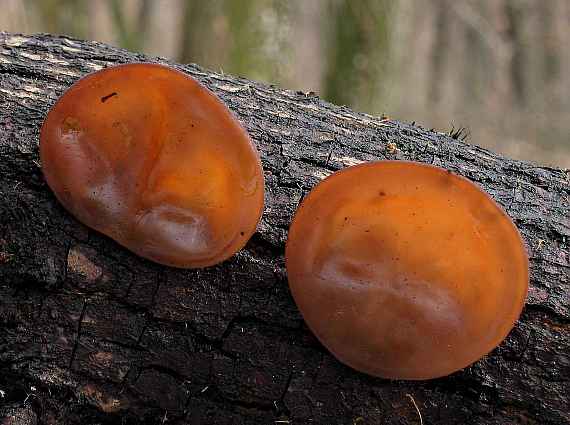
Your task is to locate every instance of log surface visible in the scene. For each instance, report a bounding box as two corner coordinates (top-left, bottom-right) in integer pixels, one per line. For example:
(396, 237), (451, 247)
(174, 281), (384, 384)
(0, 33), (568, 425)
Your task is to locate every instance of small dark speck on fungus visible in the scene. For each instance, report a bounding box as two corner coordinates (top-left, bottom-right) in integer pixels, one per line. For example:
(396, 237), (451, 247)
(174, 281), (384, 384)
(100, 92), (118, 103)
(40, 63), (264, 269)
(286, 161), (528, 380)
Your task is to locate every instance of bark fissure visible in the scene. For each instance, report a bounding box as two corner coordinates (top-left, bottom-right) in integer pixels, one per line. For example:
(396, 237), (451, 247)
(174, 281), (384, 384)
(68, 299), (88, 370)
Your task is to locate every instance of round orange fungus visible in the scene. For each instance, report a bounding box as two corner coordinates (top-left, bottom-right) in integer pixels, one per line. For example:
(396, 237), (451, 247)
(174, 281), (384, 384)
(40, 63), (264, 268)
(286, 161), (528, 379)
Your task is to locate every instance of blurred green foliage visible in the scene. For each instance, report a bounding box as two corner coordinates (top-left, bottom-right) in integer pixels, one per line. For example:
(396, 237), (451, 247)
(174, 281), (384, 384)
(25, 0), (88, 37)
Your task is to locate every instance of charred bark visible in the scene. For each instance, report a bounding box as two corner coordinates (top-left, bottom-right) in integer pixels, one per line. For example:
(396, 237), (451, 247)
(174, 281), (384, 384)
(0, 33), (568, 425)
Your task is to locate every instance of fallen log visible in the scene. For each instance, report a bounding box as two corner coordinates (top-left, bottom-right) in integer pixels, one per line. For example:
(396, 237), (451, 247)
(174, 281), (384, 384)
(0, 32), (568, 425)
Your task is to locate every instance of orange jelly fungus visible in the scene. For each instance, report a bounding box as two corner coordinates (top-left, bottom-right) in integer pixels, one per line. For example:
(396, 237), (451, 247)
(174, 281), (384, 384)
(40, 63), (264, 268)
(286, 161), (528, 380)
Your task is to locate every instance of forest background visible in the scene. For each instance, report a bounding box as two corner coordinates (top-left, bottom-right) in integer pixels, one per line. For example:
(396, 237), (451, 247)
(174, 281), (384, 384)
(2, 0), (568, 167)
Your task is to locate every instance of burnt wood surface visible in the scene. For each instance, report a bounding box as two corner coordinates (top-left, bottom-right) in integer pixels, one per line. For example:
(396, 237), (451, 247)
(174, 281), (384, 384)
(0, 32), (568, 425)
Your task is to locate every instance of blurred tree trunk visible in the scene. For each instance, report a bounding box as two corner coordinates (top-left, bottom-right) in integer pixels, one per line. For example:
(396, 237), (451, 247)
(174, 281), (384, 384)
(288, 0), (326, 94)
(108, 0), (151, 53)
(179, 0), (224, 67)
(323, 0), (392, 112)
(144, 0), (184, 60)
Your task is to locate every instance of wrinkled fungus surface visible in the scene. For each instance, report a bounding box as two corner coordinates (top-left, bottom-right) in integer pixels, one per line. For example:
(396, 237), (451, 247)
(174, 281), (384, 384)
(286, 161), (528, 380)
(41, 63), (264, 268)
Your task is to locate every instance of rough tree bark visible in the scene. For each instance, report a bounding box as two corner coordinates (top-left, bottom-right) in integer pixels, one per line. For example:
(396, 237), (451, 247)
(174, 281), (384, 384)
(0, 33), (568, 425)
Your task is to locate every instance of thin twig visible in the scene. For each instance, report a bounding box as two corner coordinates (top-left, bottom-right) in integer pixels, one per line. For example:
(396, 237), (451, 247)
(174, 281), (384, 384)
(406, 393), (423, 425)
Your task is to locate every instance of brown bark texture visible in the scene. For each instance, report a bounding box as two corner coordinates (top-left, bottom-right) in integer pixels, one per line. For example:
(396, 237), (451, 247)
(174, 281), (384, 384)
(0, 33), (568, 425)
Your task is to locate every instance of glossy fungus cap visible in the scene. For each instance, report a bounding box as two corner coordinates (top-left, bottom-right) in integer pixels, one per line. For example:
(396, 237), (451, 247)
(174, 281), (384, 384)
(286, 161), (528, 380)
(40, 63), (264, 268)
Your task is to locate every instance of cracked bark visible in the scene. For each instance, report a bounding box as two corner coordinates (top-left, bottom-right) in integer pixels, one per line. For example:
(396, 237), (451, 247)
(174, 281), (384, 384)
(0, 32), (568, 425)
